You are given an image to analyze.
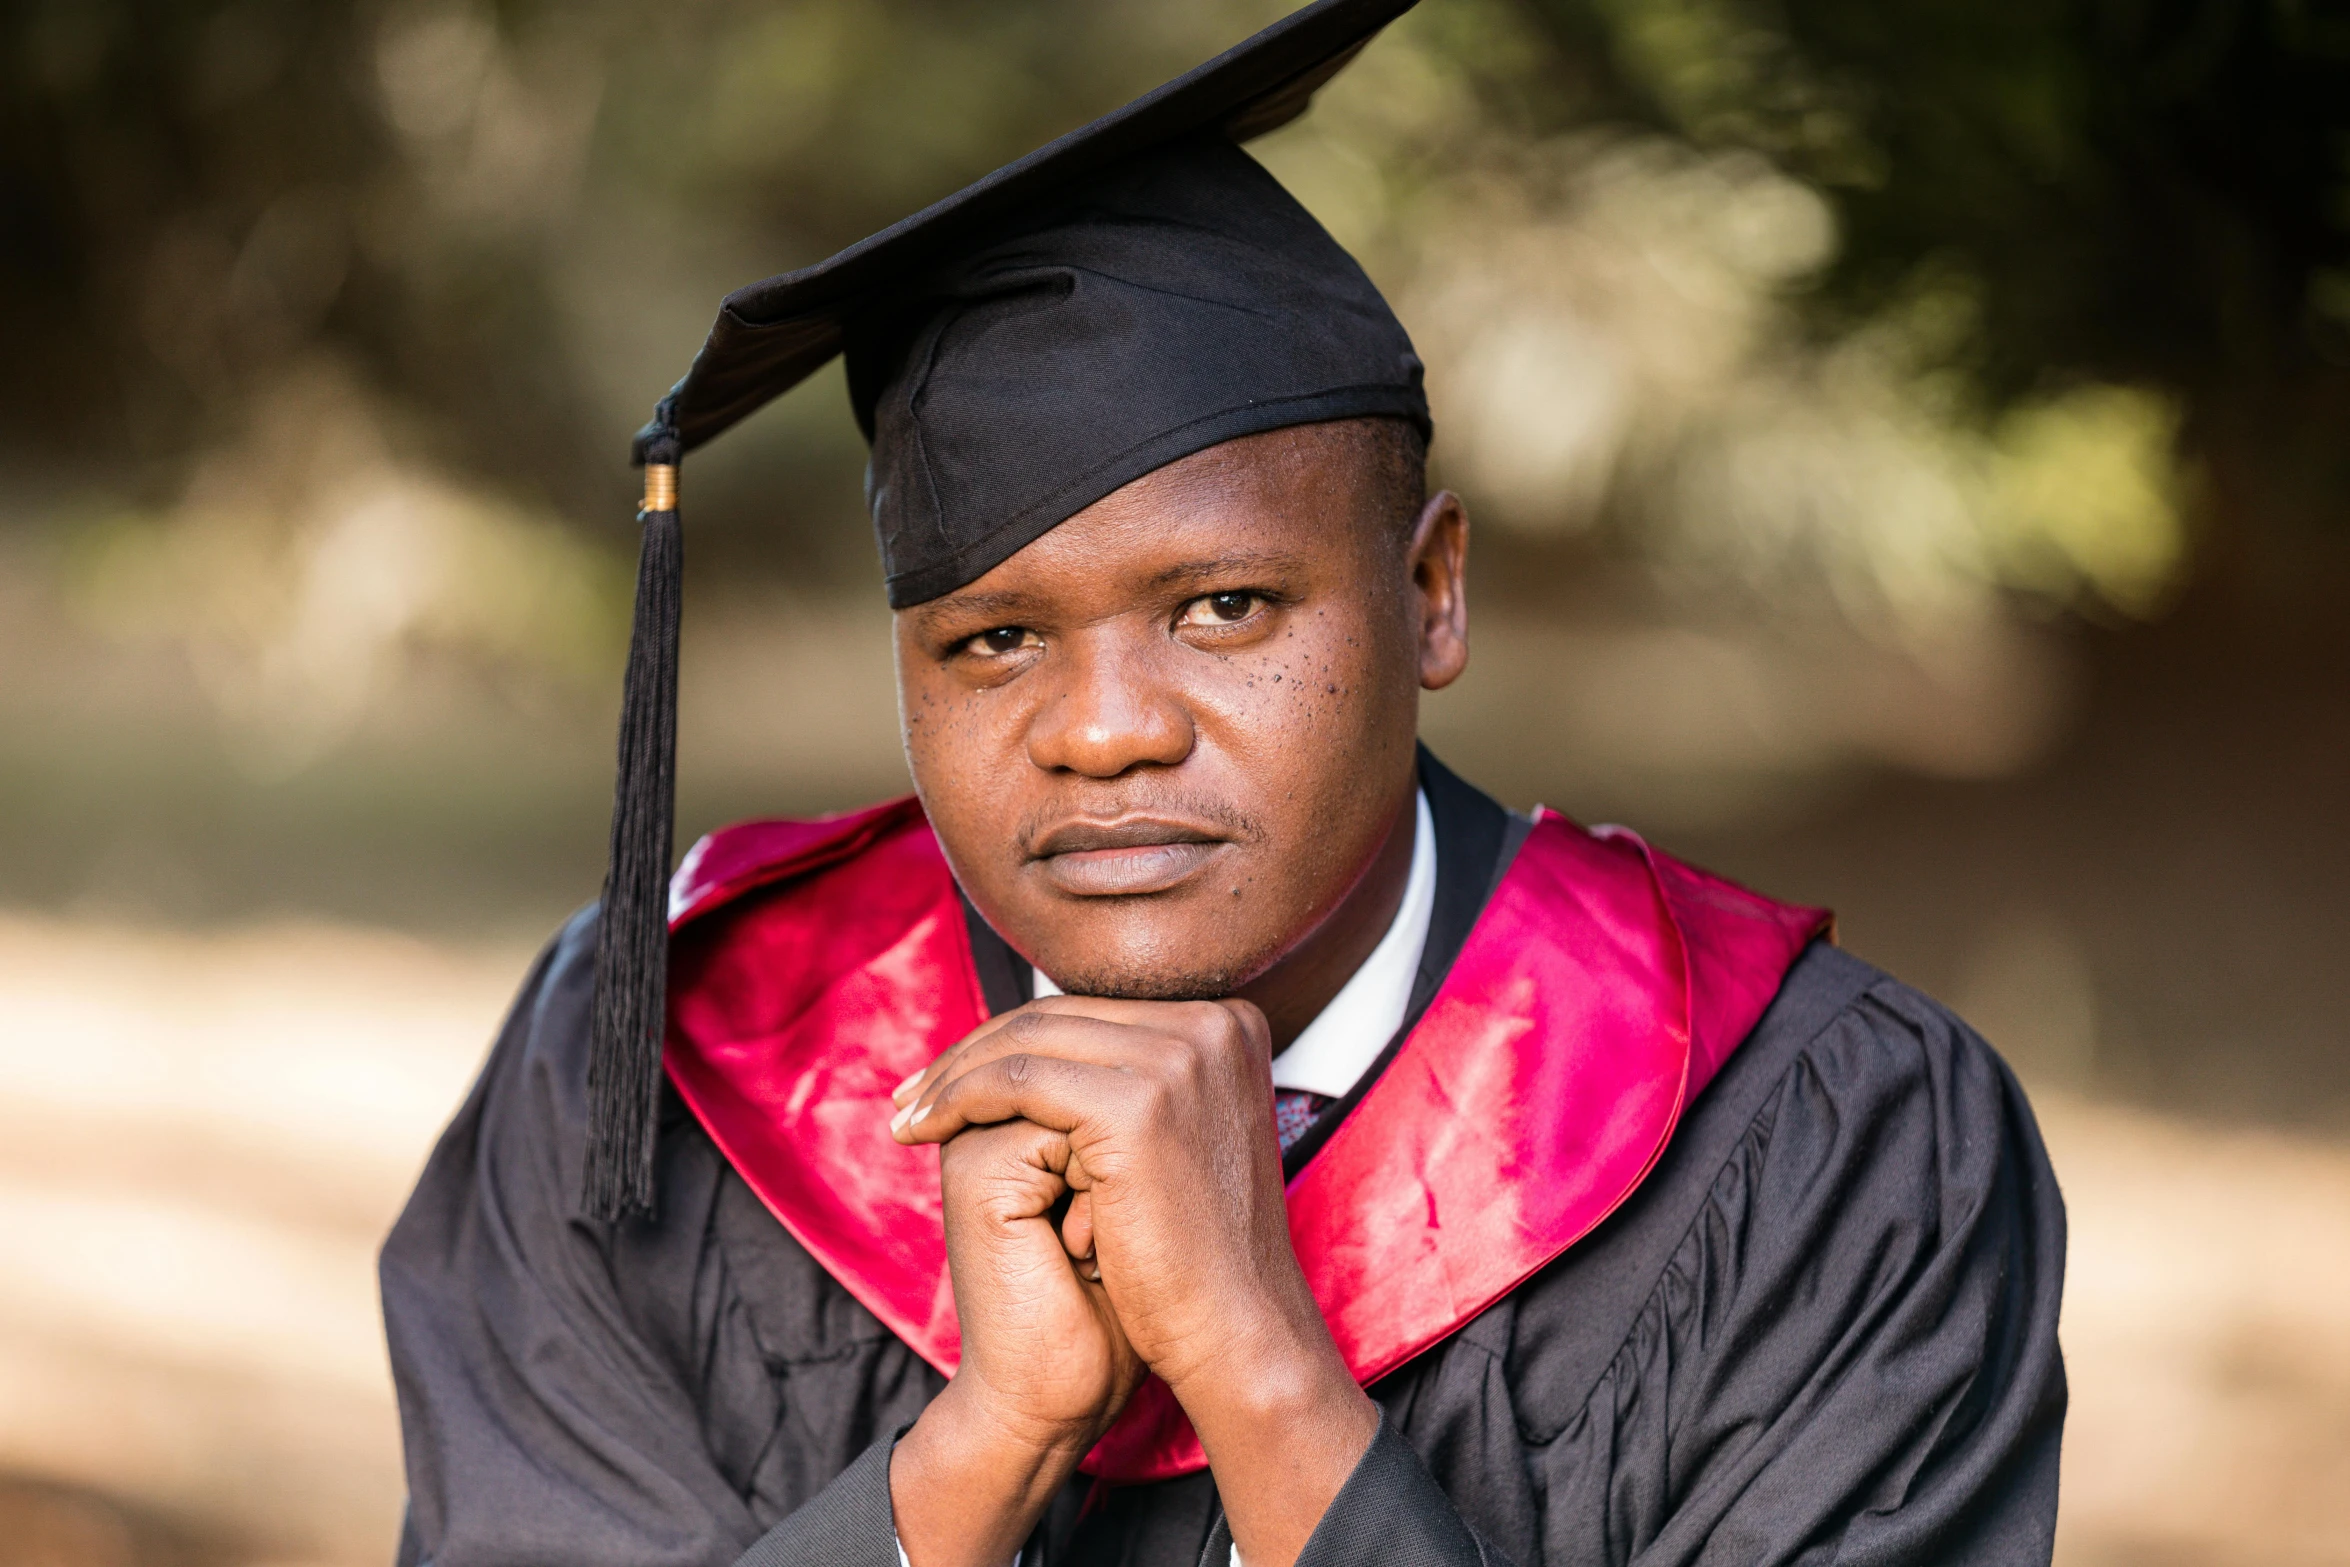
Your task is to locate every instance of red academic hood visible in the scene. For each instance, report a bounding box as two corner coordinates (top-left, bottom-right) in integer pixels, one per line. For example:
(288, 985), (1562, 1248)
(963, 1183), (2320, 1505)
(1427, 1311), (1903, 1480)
(662, 797), (1825, 1481)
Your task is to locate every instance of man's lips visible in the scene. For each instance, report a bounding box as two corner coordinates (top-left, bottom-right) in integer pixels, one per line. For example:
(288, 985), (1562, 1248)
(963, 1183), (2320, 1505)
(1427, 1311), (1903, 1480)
(1028, 818), (1230, 897)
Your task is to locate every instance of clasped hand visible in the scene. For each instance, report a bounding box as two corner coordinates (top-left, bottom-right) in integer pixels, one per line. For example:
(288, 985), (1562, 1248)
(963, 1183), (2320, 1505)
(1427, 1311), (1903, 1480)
(883, 995), (1377, 1567)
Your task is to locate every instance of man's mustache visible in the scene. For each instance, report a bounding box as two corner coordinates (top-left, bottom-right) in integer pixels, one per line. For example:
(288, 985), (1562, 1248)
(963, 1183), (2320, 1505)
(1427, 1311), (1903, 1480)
(1017, 795), (1262, 860)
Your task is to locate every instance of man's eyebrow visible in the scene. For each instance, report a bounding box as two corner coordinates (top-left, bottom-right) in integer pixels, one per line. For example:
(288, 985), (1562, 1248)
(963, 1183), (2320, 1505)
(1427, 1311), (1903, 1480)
(1145, 551), (1308, 591)
(908, 589), (1047, 629)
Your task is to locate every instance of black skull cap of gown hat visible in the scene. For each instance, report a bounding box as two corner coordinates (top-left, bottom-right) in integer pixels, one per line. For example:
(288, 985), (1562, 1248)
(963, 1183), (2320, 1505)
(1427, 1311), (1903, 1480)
(586, 0), (1425, 1221)
(845, 134), (1430, 607)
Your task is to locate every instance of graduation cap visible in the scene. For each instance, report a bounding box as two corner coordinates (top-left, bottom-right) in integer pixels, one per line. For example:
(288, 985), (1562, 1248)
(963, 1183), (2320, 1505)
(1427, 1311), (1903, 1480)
(588, 0), (1430, 1219)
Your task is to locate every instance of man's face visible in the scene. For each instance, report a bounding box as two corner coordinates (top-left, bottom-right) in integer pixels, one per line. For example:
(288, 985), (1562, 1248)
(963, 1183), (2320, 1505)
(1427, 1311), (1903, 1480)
(894, 419), (1468, 998)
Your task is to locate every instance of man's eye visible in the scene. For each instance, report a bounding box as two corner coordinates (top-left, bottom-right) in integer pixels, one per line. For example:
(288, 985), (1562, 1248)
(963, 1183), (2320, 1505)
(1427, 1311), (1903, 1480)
(968, 626), (1036, 655)
(1179, 591), (1263, 627)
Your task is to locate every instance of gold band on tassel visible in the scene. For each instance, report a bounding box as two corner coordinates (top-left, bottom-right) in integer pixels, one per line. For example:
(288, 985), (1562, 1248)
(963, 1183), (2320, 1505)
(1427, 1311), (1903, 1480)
(642, 463), (678, 513)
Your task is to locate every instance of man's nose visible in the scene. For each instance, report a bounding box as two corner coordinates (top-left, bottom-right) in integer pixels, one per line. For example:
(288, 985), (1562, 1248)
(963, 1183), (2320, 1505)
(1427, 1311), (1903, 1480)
(1025, 633), (1195, 778)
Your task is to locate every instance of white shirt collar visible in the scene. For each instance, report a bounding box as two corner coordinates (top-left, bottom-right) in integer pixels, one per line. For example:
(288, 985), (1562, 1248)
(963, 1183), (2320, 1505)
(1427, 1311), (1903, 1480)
(1032, 787), (1436, 1101)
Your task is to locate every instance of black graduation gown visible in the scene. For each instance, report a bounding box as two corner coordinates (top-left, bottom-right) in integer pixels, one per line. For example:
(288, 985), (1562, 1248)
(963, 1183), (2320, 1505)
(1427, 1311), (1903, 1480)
(381, 769), (2066, 1567)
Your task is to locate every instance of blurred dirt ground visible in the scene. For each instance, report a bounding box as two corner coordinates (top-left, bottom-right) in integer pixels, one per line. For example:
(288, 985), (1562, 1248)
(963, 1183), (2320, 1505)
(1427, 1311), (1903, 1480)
(2, 909), (2347, 1567)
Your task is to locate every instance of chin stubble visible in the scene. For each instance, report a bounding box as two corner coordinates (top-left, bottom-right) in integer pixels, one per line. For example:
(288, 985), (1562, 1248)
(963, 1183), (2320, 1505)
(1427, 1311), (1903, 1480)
(1038, 921), (1294, 1003)
(1039, 957), (1255, 1003)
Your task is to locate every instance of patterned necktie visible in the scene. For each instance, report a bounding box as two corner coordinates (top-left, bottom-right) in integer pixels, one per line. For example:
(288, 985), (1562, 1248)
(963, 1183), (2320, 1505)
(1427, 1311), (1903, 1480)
(1273, 1089), (1332, 1154)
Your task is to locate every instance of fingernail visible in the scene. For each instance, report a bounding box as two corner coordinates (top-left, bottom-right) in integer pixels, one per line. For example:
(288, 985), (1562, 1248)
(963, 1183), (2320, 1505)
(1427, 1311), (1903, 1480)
(889, 1104), (912, 1133)
(909, 1102), (932, 1125)
(891, 1069), (922, 1104)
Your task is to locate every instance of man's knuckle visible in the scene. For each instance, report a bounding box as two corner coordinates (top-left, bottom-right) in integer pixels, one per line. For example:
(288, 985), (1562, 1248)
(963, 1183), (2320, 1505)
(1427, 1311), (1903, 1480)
(1134, 1074), (1174, 1119)
(1176, 1000), (1241, 1053)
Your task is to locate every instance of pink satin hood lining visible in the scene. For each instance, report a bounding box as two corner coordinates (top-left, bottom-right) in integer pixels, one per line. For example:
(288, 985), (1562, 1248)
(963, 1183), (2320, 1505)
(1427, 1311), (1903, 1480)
(662, 799), (1826, 1483)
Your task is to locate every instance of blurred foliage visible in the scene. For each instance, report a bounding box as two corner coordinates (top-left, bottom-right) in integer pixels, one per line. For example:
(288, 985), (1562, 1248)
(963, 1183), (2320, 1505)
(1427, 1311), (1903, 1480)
(3, 0), (585, 495)
(0, 0), (1309, 516)
(1572, 0), (2350, 402)
(1570, 0), (2350, 548)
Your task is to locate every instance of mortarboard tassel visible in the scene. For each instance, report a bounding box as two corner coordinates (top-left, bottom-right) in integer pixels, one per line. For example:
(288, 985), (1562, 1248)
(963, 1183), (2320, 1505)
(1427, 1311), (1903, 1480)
(584, 434), (683, 1221)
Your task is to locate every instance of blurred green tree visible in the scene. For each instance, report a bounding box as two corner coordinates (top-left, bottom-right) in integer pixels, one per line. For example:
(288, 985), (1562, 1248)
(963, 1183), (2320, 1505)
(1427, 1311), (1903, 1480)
(0, 0), (606, 501)
(0, 0), (1295, 518)
(1515, 0), (2350, 554)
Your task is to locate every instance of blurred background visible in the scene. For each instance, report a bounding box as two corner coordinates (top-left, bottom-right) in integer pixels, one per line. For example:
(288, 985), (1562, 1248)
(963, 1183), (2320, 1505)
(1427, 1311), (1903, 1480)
(2, 0), (2347, 1562)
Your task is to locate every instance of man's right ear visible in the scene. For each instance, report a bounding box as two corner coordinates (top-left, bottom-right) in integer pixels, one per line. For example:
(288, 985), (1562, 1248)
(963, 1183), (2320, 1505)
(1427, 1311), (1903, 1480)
(1411, 491), (1469, 692)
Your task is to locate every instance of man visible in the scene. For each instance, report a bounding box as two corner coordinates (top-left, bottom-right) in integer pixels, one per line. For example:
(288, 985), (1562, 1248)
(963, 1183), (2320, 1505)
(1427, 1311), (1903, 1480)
(381, 3), (2066, 1565)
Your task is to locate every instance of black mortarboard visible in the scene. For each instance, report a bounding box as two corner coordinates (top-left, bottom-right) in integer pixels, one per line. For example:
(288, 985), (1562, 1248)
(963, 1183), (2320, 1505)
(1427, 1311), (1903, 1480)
(587, 0), (1427, 1219)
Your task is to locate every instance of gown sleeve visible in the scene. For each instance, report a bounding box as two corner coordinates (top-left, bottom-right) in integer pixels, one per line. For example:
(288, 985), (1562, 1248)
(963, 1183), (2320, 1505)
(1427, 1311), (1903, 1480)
(1287, 955), (2067, 1567)
(379, 908), (907, 1567)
